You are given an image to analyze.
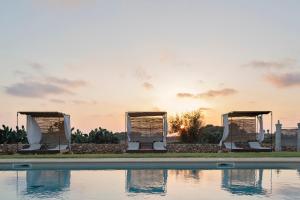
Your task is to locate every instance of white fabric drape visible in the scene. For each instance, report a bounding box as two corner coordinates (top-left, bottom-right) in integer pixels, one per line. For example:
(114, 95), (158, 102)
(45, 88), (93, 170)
(219, 114), (229, 146)
(163, 114), (168, 146)
(127, 114), (131, 142)
(63, 115), (71, 142)
(257, 115), (264, 142)
(26, 116), (42, 145)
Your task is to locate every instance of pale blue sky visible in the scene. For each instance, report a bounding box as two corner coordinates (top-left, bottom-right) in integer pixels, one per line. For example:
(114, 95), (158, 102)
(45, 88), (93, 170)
(1, 0), (300, 131)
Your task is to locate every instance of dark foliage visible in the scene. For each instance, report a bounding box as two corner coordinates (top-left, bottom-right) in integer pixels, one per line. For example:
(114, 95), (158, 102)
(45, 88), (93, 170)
(199, 125), (223, 144)
(71, 127), (119, 144)
(0, 125), (28, 144)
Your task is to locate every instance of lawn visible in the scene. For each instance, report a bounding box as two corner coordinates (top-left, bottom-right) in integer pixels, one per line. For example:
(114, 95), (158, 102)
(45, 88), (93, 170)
(1, 152), (300, 159)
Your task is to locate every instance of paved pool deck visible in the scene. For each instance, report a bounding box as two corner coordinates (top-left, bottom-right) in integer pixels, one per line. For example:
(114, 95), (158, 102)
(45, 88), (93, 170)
(1, 157), (300, 163)
(1, 158), (300, 170)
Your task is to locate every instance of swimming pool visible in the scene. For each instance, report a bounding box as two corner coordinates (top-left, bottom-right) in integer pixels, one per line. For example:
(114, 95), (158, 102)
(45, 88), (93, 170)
(0, 167), (300, 200)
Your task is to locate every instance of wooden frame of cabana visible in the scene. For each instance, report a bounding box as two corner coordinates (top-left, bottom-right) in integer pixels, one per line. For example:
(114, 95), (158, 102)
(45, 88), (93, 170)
(126, 112), (168, 152)
(17, 111), (71, 153)
(219, 111), (273, 152)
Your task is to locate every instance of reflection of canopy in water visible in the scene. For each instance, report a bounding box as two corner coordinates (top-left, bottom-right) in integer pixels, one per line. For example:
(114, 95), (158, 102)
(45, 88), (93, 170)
(26, 170), (70, 195)
(126, 170), (167, 194)
(172, 170), (202, 181)
(222, 169), (266, 195)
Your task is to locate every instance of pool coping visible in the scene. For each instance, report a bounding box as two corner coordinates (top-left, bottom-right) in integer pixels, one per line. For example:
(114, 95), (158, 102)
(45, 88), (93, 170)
(1, 158), (300, 170)
(1, 157), (300, 163)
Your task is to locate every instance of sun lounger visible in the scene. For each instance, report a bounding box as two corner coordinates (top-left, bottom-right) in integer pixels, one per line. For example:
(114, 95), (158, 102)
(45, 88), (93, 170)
(224, 142), (244, 152)
(127, 142), (140, 151)
(19, 144), (41, 153)
(153, 142), (166, 151)
(248, 142), (271, 152)
(48, 144), (69, 152)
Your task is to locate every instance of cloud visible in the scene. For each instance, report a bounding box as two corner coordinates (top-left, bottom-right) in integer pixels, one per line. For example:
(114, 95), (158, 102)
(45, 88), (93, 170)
(264, 72), (300, 88)
(159, 50), (192, 68)
(72, 100), (97, 105)
(5, 76), (87, 98)
(197, 80), (204, 84)
(198, 88), (238, 98)
(29, 62), (44, 70)
(244, 59), (296, 69)
(177, 93), (195, 98)
(6, 81), (72, 98)
(199, 107), (212, 111)
(13, 70), (26, 76)
(46, 76), (87, 88)
(151, 106), (161, 111)
(50, 99), (65, 104)
(134, 67), (152, 80)
(142, 82), (154, 90)
(32, 0), (96, 10)
(177, 88), (238, 99)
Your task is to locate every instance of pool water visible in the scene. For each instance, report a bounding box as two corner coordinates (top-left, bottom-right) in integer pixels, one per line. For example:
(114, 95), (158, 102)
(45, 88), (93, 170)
(0, 168), (300, 200)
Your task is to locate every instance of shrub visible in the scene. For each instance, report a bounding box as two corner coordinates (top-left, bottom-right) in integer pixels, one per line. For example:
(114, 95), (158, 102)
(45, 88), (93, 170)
(169, 109), (204, 143)
(71, 128), (89, 143)
(71, 127), (119, 144)
(88, 127), (119, 144)
(0, 125), (28, 144)
(199, 125), (223, 144)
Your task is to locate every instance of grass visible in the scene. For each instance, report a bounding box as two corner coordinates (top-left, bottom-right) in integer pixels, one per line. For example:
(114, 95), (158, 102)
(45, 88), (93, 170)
(0, 152), (300, 159)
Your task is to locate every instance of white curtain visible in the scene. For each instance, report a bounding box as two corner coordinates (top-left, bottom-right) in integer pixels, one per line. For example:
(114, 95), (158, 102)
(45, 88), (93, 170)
(64, 115), (71, 142)
(127, 114), (131, 142)
(219, 114), (229, 146)
(163, 114), (168, 146)
(26, 116), (42, 145)
(257, 115), (264, 142)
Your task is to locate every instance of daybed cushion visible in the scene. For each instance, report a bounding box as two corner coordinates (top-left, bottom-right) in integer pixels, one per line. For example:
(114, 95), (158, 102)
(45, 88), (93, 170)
(224, 142), (243, 150)
(48, 144), (69, 151)
(153, 142), (166, 150)
(248, 142), (271, 150)
(127, 142), (139, 150)
(20, 144), (41, 151)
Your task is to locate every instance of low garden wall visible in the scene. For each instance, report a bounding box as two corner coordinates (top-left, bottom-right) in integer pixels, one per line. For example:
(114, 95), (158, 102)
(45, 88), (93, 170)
(0, 143), (221, 154)
(0, 144), (23, 154)
(71, 144), (126, 153)
(167, 144), (220, 153)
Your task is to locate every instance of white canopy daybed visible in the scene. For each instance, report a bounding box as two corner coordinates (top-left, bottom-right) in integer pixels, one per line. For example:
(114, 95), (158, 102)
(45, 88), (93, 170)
(17, 112), (71, 153)
(126, 112), (168, 152)
(219, 111), (272, 152)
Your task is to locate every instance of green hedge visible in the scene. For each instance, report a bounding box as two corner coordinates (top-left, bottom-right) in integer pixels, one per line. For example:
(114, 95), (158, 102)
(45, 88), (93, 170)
(0, 125), (119, 144)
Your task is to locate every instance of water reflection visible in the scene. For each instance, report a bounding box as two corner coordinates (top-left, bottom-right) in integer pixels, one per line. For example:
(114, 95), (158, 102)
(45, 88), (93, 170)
(171, 169), (202, 181)
(2, 168), (300, 199)
(126, 170), (167, 195)
(222, 169), (267, 195)
(25, 170), (70, 197)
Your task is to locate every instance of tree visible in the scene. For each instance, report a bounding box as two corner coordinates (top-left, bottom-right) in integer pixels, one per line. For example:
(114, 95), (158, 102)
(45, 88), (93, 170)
(71, 128), (89, 143)
(169, 109), (204, 143)
(88, 127), (119, 144)
(199, 125), (223, 144)
(0, 125), (27, 144)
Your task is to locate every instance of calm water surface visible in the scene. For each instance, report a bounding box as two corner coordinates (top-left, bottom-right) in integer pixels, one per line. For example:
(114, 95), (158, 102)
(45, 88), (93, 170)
(0, 169), (300, 200)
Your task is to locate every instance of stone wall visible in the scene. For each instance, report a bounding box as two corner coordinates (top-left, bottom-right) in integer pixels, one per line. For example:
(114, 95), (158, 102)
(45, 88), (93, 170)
(0, 144), (24, 154)
(71, 144), (126, 154)
(167, 144), (220, 153)
(0, 143), (221, 154)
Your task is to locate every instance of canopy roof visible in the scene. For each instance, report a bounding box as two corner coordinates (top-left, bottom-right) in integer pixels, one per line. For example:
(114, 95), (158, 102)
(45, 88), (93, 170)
(127, 112), (167, 117)
(18, 112), (67, 117)
(226, 111), (271, 117)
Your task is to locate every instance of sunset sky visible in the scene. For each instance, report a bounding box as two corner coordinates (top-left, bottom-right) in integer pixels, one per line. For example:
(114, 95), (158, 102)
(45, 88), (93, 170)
(1, 0), (300, 132)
